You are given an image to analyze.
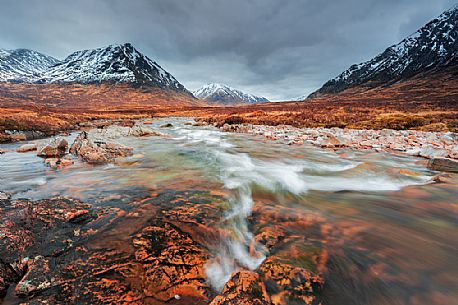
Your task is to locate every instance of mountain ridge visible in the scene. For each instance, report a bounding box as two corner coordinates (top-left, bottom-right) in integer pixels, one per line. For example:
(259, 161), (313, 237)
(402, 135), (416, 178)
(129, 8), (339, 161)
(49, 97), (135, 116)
(310, 4), (458, 97)
(0, 48), (60, 83)
(193, 83), (269, 105)
(0, 43), (191, 95)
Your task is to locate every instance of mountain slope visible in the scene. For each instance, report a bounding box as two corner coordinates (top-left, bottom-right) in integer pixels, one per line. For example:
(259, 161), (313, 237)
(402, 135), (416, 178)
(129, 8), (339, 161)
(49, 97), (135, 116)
(40, 43), (189, 94)
(0, 49), (60, 83)
(310, 5), (458, 97)
(0, 43), (191, 95)
(193, 83), (269, 105)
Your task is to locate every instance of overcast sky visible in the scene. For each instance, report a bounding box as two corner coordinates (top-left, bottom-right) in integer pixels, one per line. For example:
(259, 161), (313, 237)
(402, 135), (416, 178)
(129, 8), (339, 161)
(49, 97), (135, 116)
(0, 0), (456, 100)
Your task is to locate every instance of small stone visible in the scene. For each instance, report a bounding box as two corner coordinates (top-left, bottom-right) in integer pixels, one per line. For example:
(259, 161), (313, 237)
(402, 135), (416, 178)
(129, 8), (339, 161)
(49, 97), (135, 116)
(16, 143), (38, 153)
(129, 125), (158, 137)
(58, 158), (74, 168)
(0, 191), (11, 200)
(44, 158), (59, 168)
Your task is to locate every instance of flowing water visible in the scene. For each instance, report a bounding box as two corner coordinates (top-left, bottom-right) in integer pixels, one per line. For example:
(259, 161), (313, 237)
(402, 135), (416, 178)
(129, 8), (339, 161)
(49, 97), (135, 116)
(0, 118), (457, 304)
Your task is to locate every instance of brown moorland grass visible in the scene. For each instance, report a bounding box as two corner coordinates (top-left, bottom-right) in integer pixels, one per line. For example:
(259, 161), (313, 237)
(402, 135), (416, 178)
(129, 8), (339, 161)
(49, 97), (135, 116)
(0, 69), (457, 142)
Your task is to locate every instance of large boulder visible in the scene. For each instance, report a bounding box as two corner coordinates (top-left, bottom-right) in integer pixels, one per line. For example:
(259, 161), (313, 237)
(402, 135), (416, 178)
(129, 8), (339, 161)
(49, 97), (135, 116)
(428, 158), (458, 173)
(70, 131), (133, 164)
(37, 138), (68, 157)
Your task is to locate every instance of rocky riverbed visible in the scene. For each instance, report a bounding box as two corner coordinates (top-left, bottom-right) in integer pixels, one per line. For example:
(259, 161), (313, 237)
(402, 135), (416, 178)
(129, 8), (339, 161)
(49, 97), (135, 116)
(219, 123), (458, 172)
(1, 118), (457, 305)
(0, 190), (326, 305)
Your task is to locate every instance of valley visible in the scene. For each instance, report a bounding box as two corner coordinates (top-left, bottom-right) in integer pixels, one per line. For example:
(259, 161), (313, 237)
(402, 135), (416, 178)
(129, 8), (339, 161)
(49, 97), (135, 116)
(0, 3), (457, 305)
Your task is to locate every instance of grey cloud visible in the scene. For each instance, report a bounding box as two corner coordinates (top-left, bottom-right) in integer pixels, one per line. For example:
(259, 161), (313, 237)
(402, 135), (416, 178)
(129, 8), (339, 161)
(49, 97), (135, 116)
(0, 0), (456, 100)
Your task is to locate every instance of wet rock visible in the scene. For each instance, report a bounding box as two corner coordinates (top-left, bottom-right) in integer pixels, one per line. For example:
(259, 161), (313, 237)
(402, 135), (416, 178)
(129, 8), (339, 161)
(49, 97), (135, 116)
(44, 157), (74, 168)
(70, 131), (133, 164)
(432, 173), (454, 183)
(129, 125), (159, 137)
(210, 270), (271, 305)
(419, 145), (449, 159)
(406, 148), (421, 156)
(449, 145), (458, 159)
(258, 258), (323, 305)
(133, 223), (210, 302)
(221, 124), (241, 133)
(16, 143), (38, 153)
(87, 125), (131, 140)
(427, 158), (458, 173)
(37, 137), (68, 157)
(0, 191), (11, 200)
(0, 260), (19, 297)
(440, 133), (455, 145)
(86, 124), (161, 140)
(44, 158), (59, 167)
(160, 123), (174, 128)
(10, 133), (27, 141)
(218, 124), (458, 161)
(15, 256), (53, 297)
(193, 121), (209, 127)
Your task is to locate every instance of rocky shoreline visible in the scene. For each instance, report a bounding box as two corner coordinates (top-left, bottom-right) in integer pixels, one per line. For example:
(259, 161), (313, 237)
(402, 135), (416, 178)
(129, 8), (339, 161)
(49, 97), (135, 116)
(218, 123), (458, 172)
(0, 190), (327, 305)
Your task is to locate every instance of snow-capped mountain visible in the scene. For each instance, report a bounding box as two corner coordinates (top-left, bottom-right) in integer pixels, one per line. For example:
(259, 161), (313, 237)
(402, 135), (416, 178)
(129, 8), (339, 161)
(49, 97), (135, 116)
(287, 94), (308, 101)
(0, 49), (60, 82)
(310, 4), (458, 97)
(193, 83), (269, 105)
(0, 43), (190, 94)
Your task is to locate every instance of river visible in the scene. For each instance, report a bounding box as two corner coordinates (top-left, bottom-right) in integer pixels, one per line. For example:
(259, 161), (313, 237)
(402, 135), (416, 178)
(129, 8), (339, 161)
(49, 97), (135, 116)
(0, 118), (457, 305)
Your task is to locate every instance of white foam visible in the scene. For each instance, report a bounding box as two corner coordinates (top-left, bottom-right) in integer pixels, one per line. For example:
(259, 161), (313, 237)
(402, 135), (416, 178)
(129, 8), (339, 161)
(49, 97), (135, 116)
(171, 125), (433, 291)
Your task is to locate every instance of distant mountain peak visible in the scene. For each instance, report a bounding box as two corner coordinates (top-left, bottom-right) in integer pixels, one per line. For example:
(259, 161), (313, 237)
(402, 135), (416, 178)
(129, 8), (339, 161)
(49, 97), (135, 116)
(193, 83), (269, 105)
(0, 48), (59, 83)
(0, 43), (190, 94)
(310, 6), (458, 97)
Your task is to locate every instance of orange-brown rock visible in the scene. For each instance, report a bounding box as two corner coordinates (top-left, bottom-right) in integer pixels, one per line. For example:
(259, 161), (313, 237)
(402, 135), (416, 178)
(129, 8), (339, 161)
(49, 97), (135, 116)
(210, 270), (271, 305)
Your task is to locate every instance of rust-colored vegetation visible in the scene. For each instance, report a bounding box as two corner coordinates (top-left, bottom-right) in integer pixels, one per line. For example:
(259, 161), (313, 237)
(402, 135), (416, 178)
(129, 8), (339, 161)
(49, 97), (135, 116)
(0, 68), (457, 142)
(183, 70), (458, 132)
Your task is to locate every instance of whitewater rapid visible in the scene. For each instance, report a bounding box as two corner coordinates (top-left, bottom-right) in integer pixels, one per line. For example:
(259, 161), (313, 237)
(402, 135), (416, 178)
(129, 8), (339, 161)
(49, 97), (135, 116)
(172, 125), (431, 291)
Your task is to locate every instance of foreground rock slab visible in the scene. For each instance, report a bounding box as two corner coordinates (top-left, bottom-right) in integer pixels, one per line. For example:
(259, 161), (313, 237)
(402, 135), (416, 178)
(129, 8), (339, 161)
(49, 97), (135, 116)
(0, 190), (327, 304)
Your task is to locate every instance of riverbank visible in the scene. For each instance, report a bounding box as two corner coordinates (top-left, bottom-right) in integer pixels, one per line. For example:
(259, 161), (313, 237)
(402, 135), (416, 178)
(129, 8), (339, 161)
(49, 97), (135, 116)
(212, 122), (458, 171)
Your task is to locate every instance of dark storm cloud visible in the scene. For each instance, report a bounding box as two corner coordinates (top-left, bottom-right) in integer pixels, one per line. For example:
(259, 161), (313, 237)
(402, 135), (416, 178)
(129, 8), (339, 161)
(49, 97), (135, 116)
(0, 0), (456, 100)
